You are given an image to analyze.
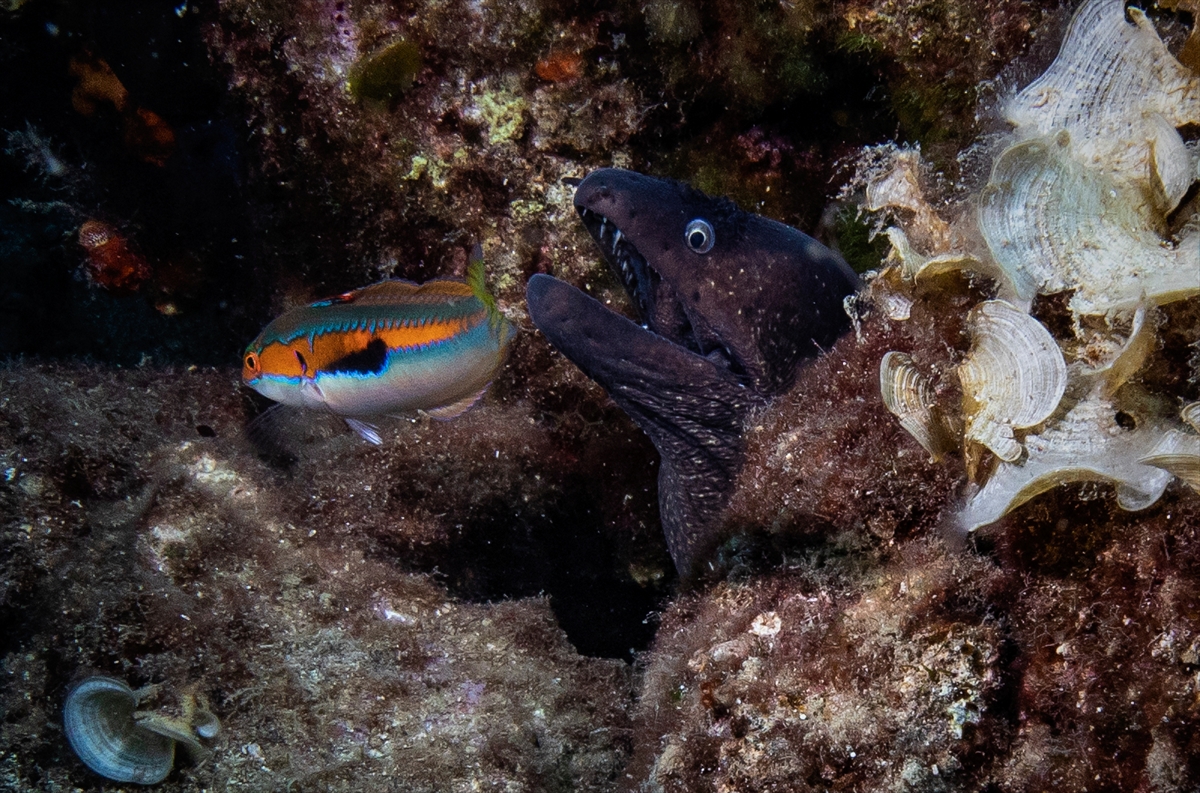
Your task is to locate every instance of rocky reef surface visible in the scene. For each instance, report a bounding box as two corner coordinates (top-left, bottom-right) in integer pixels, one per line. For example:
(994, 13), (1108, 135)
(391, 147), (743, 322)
(1, 0), (1198, 791)
(0, 364), (635, 791)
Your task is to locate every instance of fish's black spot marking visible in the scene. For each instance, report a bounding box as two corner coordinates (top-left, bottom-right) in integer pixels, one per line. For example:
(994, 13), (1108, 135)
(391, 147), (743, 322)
(328, 337), (389, 375)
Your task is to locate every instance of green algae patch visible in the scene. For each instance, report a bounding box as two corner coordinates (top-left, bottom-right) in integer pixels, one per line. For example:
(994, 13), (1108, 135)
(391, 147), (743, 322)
(476, 90), (528, 144)
(508, 198), (545, 222)
(348, 40), (422, 102)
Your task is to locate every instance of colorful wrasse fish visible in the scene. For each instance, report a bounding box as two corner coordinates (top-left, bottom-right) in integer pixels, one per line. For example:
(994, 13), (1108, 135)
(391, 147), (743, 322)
(242, 246), (515, 444)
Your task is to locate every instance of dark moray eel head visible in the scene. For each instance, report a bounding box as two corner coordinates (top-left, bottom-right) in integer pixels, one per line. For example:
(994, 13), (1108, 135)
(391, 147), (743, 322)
(527, 169), (860, 580)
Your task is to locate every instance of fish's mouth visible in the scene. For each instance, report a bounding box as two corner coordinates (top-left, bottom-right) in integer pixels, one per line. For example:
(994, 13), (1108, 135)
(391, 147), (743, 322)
(576, 205), (742, 377)
(577, 205), (657, 320)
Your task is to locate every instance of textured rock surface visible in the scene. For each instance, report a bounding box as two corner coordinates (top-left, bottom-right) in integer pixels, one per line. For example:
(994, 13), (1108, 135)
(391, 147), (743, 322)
(626, 302), (1200, 791)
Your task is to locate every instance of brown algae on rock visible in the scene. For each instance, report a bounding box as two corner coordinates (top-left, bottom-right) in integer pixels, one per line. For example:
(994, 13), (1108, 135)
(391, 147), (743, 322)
(348, 40), (423, 102)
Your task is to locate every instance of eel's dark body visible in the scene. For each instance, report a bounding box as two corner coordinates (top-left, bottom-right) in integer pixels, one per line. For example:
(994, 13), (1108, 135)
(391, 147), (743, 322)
(527, 169), (860, 579)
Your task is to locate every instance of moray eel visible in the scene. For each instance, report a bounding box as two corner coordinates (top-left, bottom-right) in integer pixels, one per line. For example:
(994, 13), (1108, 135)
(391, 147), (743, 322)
(527, 169), (859, 579)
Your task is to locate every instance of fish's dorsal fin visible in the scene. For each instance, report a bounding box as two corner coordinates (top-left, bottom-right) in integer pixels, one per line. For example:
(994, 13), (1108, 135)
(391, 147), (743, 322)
(423, 386), (489, 420)
(312, 278), (474, 309)
(465, 243), (508, 337)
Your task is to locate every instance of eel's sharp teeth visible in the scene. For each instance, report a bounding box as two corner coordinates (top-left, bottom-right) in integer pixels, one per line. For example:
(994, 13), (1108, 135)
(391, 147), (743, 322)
(599, 217), (608, 238)
(612, 228), (622, 254)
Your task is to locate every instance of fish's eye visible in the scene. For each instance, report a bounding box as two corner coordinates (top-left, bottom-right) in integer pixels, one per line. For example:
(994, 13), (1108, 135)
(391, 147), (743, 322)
(685, 219), (715, 254)
(244, 352), (259, 372)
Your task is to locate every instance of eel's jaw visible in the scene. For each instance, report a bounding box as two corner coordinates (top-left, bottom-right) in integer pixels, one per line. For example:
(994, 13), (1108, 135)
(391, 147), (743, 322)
(526, 273), (756, 579)
(576, 205), (657, 322)
(575, 204), (744, 378)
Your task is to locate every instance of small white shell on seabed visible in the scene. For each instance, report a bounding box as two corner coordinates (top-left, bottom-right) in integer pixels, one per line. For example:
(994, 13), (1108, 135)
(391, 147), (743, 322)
(64, 677), (176, 784)
(879, 351), (956, 461)
(63, 676), (219, 785)
(958, 300), (1067, 463)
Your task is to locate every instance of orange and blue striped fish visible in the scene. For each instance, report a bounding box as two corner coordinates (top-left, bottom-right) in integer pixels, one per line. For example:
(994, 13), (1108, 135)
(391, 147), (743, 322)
(242, 246), (515, 444)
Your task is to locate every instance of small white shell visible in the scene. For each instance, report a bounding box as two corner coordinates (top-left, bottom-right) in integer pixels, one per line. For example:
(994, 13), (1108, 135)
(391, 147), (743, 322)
(958, 301), (1067, 462)
(961, 392), (1174, 531)
(63, 677), (176, 785)
(1138, 429), (1200, 492)
(879, 351), (955, 461)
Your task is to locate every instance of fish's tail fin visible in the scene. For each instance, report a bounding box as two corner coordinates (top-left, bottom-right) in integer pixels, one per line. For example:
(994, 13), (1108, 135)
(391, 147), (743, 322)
(467, 243), (512, 342)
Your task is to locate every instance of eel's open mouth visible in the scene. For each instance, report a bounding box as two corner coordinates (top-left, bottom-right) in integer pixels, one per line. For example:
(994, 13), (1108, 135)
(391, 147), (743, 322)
(576, 205), (657, 322)
(576, 204), (741, 376)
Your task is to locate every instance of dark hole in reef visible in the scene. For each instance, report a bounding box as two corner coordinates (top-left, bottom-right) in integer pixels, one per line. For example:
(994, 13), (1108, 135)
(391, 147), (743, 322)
(1029, 291), (1074, 342)
(195, 424), (216, 437)
(327, 337), (388, 375)
(1114, 410), (1137, 430)
(383, 467), (671, 660)
(0, 0), (263, 366)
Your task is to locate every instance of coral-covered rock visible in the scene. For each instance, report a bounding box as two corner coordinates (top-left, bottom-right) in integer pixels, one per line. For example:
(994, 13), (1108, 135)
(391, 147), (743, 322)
(628, 540), (1012, 791)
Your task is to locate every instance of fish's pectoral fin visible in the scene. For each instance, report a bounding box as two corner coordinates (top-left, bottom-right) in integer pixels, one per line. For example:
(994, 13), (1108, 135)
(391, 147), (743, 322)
(527, 274), (757, 579)
(299, 378), (327, 407)
(245, 402), (304, 461)
(423, 387), (489, 421)
(344, 417), (383, 445)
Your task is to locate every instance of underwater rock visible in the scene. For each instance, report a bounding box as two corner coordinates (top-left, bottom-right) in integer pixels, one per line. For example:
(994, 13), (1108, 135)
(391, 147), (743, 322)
(0, 363), (635, 791)
(627, 540), (1011, 791)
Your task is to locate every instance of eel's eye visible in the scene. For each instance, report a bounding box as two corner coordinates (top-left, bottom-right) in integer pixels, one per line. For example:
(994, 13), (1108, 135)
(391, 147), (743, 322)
(243, 351), (260, 375)
(685, 219), (715, 254)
